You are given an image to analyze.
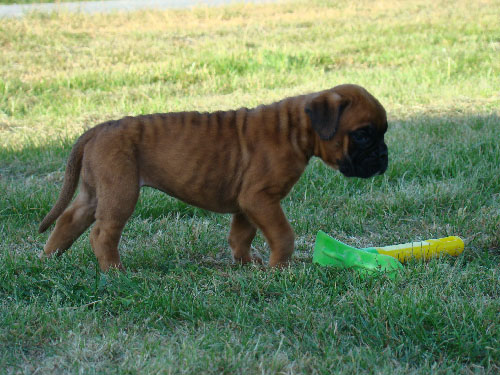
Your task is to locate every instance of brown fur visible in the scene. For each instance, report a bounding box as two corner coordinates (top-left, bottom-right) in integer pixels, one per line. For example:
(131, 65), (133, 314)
(39, 84), (388, 271)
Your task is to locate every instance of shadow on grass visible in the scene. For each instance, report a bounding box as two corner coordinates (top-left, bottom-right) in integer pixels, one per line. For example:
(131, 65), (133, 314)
(1, 112), (499, 233)
(1, 116), (499, 373)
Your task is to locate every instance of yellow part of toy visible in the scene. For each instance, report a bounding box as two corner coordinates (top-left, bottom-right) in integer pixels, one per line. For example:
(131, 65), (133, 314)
(374, 236), (464, 263)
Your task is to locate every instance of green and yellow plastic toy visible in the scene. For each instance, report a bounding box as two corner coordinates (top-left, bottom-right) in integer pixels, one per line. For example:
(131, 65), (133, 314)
(313, 231), (464, 279)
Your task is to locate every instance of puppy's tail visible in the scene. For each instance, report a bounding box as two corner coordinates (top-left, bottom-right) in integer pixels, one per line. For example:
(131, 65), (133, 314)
(38, 127), (98, 233)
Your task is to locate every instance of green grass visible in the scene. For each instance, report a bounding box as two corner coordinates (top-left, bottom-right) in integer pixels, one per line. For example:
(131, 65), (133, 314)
(1, 0), (499, 373)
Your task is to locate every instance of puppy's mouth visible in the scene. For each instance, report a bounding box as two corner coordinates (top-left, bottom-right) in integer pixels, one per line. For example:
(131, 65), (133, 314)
(338, 143), (388, 178)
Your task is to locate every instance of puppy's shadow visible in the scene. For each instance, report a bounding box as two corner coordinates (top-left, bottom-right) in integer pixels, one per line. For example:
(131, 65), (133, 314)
(135, 187), (210, 220)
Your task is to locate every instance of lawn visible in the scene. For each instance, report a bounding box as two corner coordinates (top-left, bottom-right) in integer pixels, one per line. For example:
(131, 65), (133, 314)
(0, 1), (92, 4)
(0, 0), (499, 373)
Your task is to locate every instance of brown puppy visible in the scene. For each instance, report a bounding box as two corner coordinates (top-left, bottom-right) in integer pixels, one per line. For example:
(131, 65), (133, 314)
(39, 84), (388, 271)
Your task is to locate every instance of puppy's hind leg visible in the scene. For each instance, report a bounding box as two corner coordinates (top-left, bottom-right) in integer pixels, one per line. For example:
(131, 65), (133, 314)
(90, 173), (140, 272)
(41, 182), (96, 258)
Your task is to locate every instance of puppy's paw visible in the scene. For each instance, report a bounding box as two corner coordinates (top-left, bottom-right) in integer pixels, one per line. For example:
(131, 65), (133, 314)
(249, 255), (264, 265)
(233, 254), (264, 266)
(38, 249), (56, 260)
(270, 261), (291, 269)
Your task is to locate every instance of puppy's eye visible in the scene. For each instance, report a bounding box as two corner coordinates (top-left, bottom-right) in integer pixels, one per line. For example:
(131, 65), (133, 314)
(351, 128), (372, 146)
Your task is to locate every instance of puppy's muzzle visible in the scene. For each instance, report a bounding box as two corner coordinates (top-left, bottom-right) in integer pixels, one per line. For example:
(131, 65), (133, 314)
(339, 142), (388, 178)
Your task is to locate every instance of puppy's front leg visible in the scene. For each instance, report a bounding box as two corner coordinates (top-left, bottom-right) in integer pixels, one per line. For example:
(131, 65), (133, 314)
(240, 197), (295, 267)
(228, 213), (263, 265)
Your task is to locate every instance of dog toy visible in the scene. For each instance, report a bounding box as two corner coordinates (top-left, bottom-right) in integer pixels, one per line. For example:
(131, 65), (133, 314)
(359, 235), (464, 262)
(313, 231), (464, 278)
(313, 231), (403, 279)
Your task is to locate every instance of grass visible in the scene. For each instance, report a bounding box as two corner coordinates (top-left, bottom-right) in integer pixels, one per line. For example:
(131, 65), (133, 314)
(0, 1), (96, 4)
(0, 0), (499, 373)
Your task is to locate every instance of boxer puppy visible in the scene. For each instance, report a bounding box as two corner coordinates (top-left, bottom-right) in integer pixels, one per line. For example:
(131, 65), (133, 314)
(39, 84), (388, 271)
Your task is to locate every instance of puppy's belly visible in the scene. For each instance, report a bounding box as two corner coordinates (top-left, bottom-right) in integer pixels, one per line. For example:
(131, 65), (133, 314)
(139, 164), (241, 214)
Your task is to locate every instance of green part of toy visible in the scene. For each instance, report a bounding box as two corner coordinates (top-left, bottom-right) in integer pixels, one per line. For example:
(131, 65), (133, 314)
(313, 231), (403, 279)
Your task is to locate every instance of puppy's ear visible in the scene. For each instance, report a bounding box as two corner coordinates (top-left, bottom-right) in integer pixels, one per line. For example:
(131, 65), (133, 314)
(305, 93), (349, 141)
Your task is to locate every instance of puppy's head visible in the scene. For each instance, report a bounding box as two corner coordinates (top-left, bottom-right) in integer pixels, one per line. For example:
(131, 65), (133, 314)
(305, 84), (388, 178)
